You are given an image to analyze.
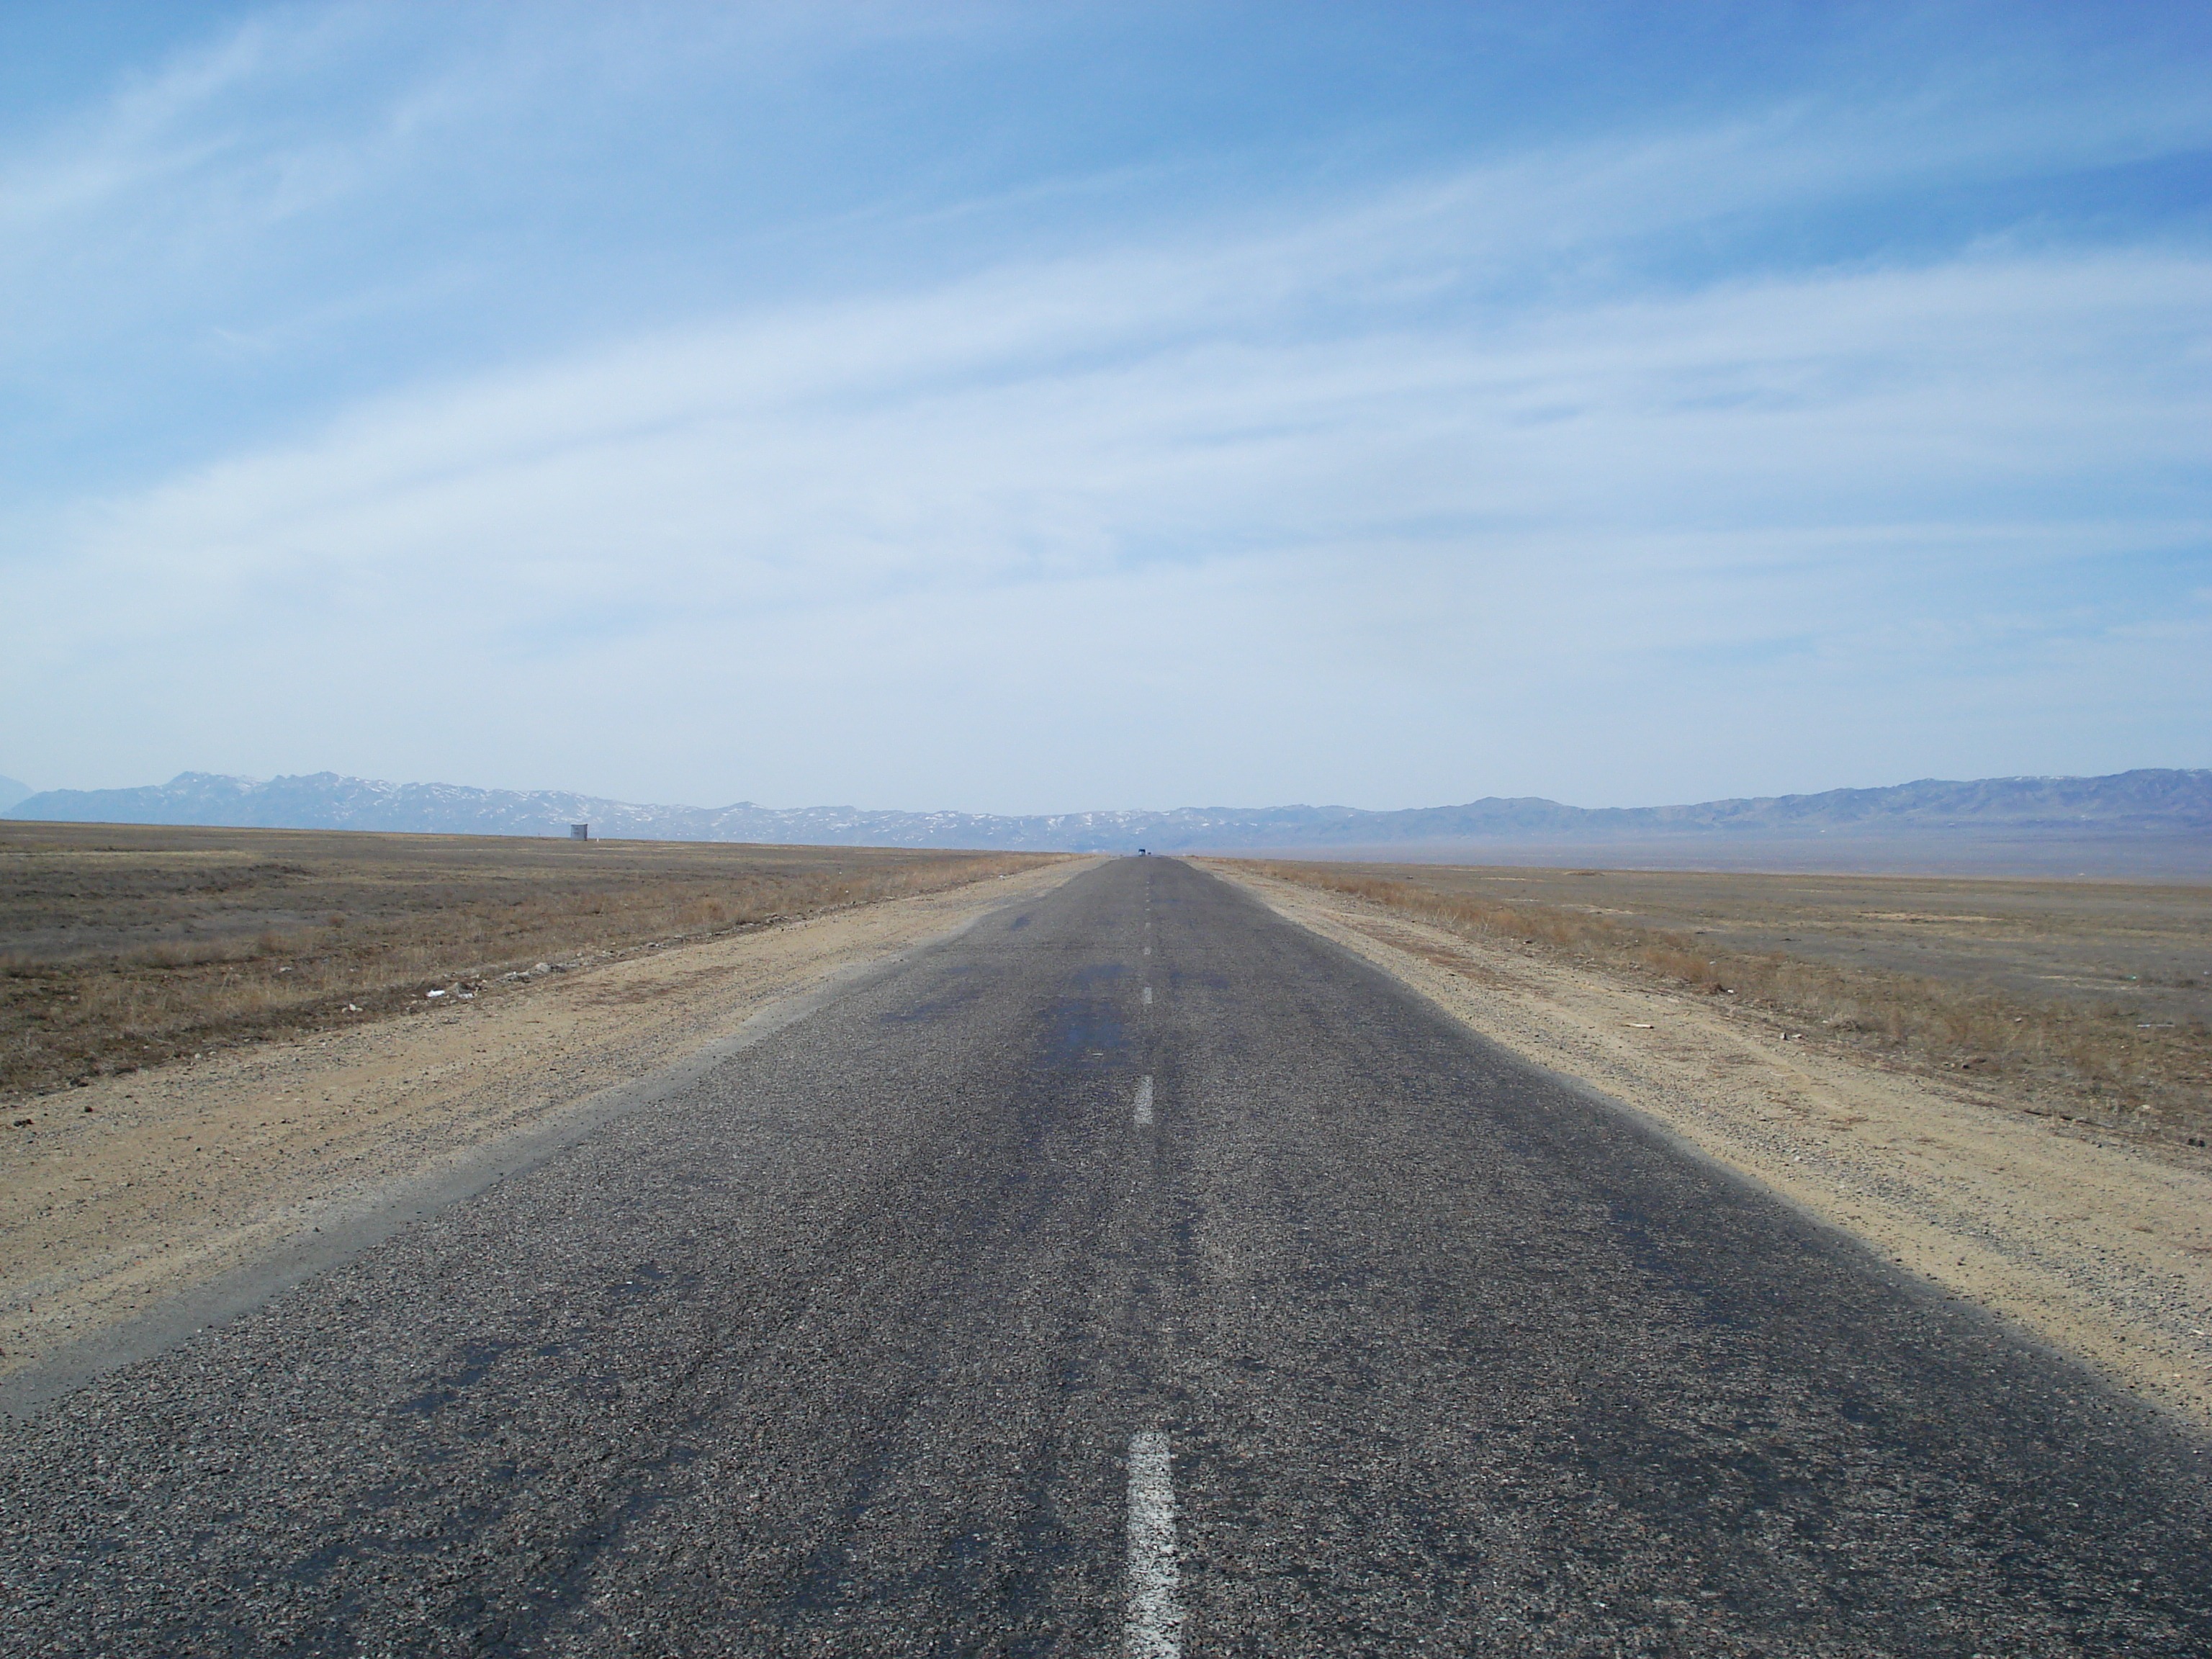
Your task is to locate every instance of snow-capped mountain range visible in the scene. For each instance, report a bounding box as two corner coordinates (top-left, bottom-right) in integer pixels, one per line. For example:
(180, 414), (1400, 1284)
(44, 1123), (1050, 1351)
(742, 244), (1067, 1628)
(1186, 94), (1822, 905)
(6, 768), (2208, 853)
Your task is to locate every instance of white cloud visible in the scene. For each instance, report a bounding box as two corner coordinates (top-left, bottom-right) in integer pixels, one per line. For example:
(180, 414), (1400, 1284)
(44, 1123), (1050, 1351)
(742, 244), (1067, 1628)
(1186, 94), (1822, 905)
(11, 186), (2207, 806)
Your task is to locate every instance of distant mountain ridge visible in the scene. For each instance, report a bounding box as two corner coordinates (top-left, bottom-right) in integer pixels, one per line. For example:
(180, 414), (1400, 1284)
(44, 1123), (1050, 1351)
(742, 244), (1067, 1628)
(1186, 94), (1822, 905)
(6, 768), (2208, 853)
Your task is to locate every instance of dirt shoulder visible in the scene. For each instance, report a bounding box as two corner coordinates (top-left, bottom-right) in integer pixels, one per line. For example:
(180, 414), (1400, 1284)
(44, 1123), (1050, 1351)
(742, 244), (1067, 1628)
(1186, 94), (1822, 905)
(1, 858), (1096, 1390)
(1207, 860), (2212, 1431)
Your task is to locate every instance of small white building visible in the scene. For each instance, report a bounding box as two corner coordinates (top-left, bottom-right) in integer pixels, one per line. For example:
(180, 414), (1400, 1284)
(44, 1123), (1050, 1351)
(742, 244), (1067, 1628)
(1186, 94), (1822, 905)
(570, 823), (590, 841)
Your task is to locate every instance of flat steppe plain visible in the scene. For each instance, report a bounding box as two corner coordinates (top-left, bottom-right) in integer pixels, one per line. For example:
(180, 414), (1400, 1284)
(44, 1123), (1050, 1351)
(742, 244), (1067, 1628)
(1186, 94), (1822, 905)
(1, 819), (1058, 1097)
(1313, 859), (2212, 1023)
(1226, 858), (2212, 1136)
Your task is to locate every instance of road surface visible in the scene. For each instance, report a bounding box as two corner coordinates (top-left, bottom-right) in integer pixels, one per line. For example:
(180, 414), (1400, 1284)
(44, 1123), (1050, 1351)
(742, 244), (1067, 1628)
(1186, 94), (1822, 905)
(4, 857), (2208, 1655)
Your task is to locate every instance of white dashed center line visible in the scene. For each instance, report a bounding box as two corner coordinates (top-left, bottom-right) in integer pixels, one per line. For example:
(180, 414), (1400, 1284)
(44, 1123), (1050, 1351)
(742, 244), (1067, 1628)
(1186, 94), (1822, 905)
(1125, 1431), (1182, 1658)
(1143, 945), (1152, 956)
(1142, 985), (1153, 1007)
(1132, 1076), (1154, 1127)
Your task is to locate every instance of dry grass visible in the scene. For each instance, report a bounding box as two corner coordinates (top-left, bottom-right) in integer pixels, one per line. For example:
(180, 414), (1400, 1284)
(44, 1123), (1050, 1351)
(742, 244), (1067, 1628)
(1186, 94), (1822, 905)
(1, 822), (1064, 1098)
(1226, 859), (2212, 1141)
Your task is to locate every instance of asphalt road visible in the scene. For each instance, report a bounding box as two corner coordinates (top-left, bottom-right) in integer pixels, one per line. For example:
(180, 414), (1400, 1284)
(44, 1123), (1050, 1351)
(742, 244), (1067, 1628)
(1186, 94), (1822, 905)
(4, 856), (2209, 1656)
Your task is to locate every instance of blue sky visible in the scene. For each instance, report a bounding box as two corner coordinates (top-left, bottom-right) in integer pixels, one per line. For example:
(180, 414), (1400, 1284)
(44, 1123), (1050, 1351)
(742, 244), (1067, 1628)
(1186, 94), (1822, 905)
(4, 1), (2208, 813)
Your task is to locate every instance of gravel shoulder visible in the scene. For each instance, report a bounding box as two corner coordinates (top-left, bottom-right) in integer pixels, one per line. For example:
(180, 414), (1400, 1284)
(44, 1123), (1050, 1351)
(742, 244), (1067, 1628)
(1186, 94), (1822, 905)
(1207, 860), (2212, 1431)
(1, 858), (1097, 1393)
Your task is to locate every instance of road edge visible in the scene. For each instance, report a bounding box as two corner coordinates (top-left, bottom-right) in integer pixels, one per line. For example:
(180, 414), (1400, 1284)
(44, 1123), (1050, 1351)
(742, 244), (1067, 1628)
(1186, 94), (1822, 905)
(1200, 858), (2212, 1438)
(1, 861), (1093, 1418)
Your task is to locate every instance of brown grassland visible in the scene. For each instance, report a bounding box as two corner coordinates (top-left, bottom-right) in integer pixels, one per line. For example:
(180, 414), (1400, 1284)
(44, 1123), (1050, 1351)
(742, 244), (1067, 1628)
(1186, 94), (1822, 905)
(0, 822), (1059, 1100)
(1222, 858), (2212, 1142)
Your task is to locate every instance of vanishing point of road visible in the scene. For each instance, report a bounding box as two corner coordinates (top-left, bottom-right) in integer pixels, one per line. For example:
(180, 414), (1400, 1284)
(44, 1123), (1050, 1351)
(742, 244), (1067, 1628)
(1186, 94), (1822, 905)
(4, 858), (2208, 1655)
